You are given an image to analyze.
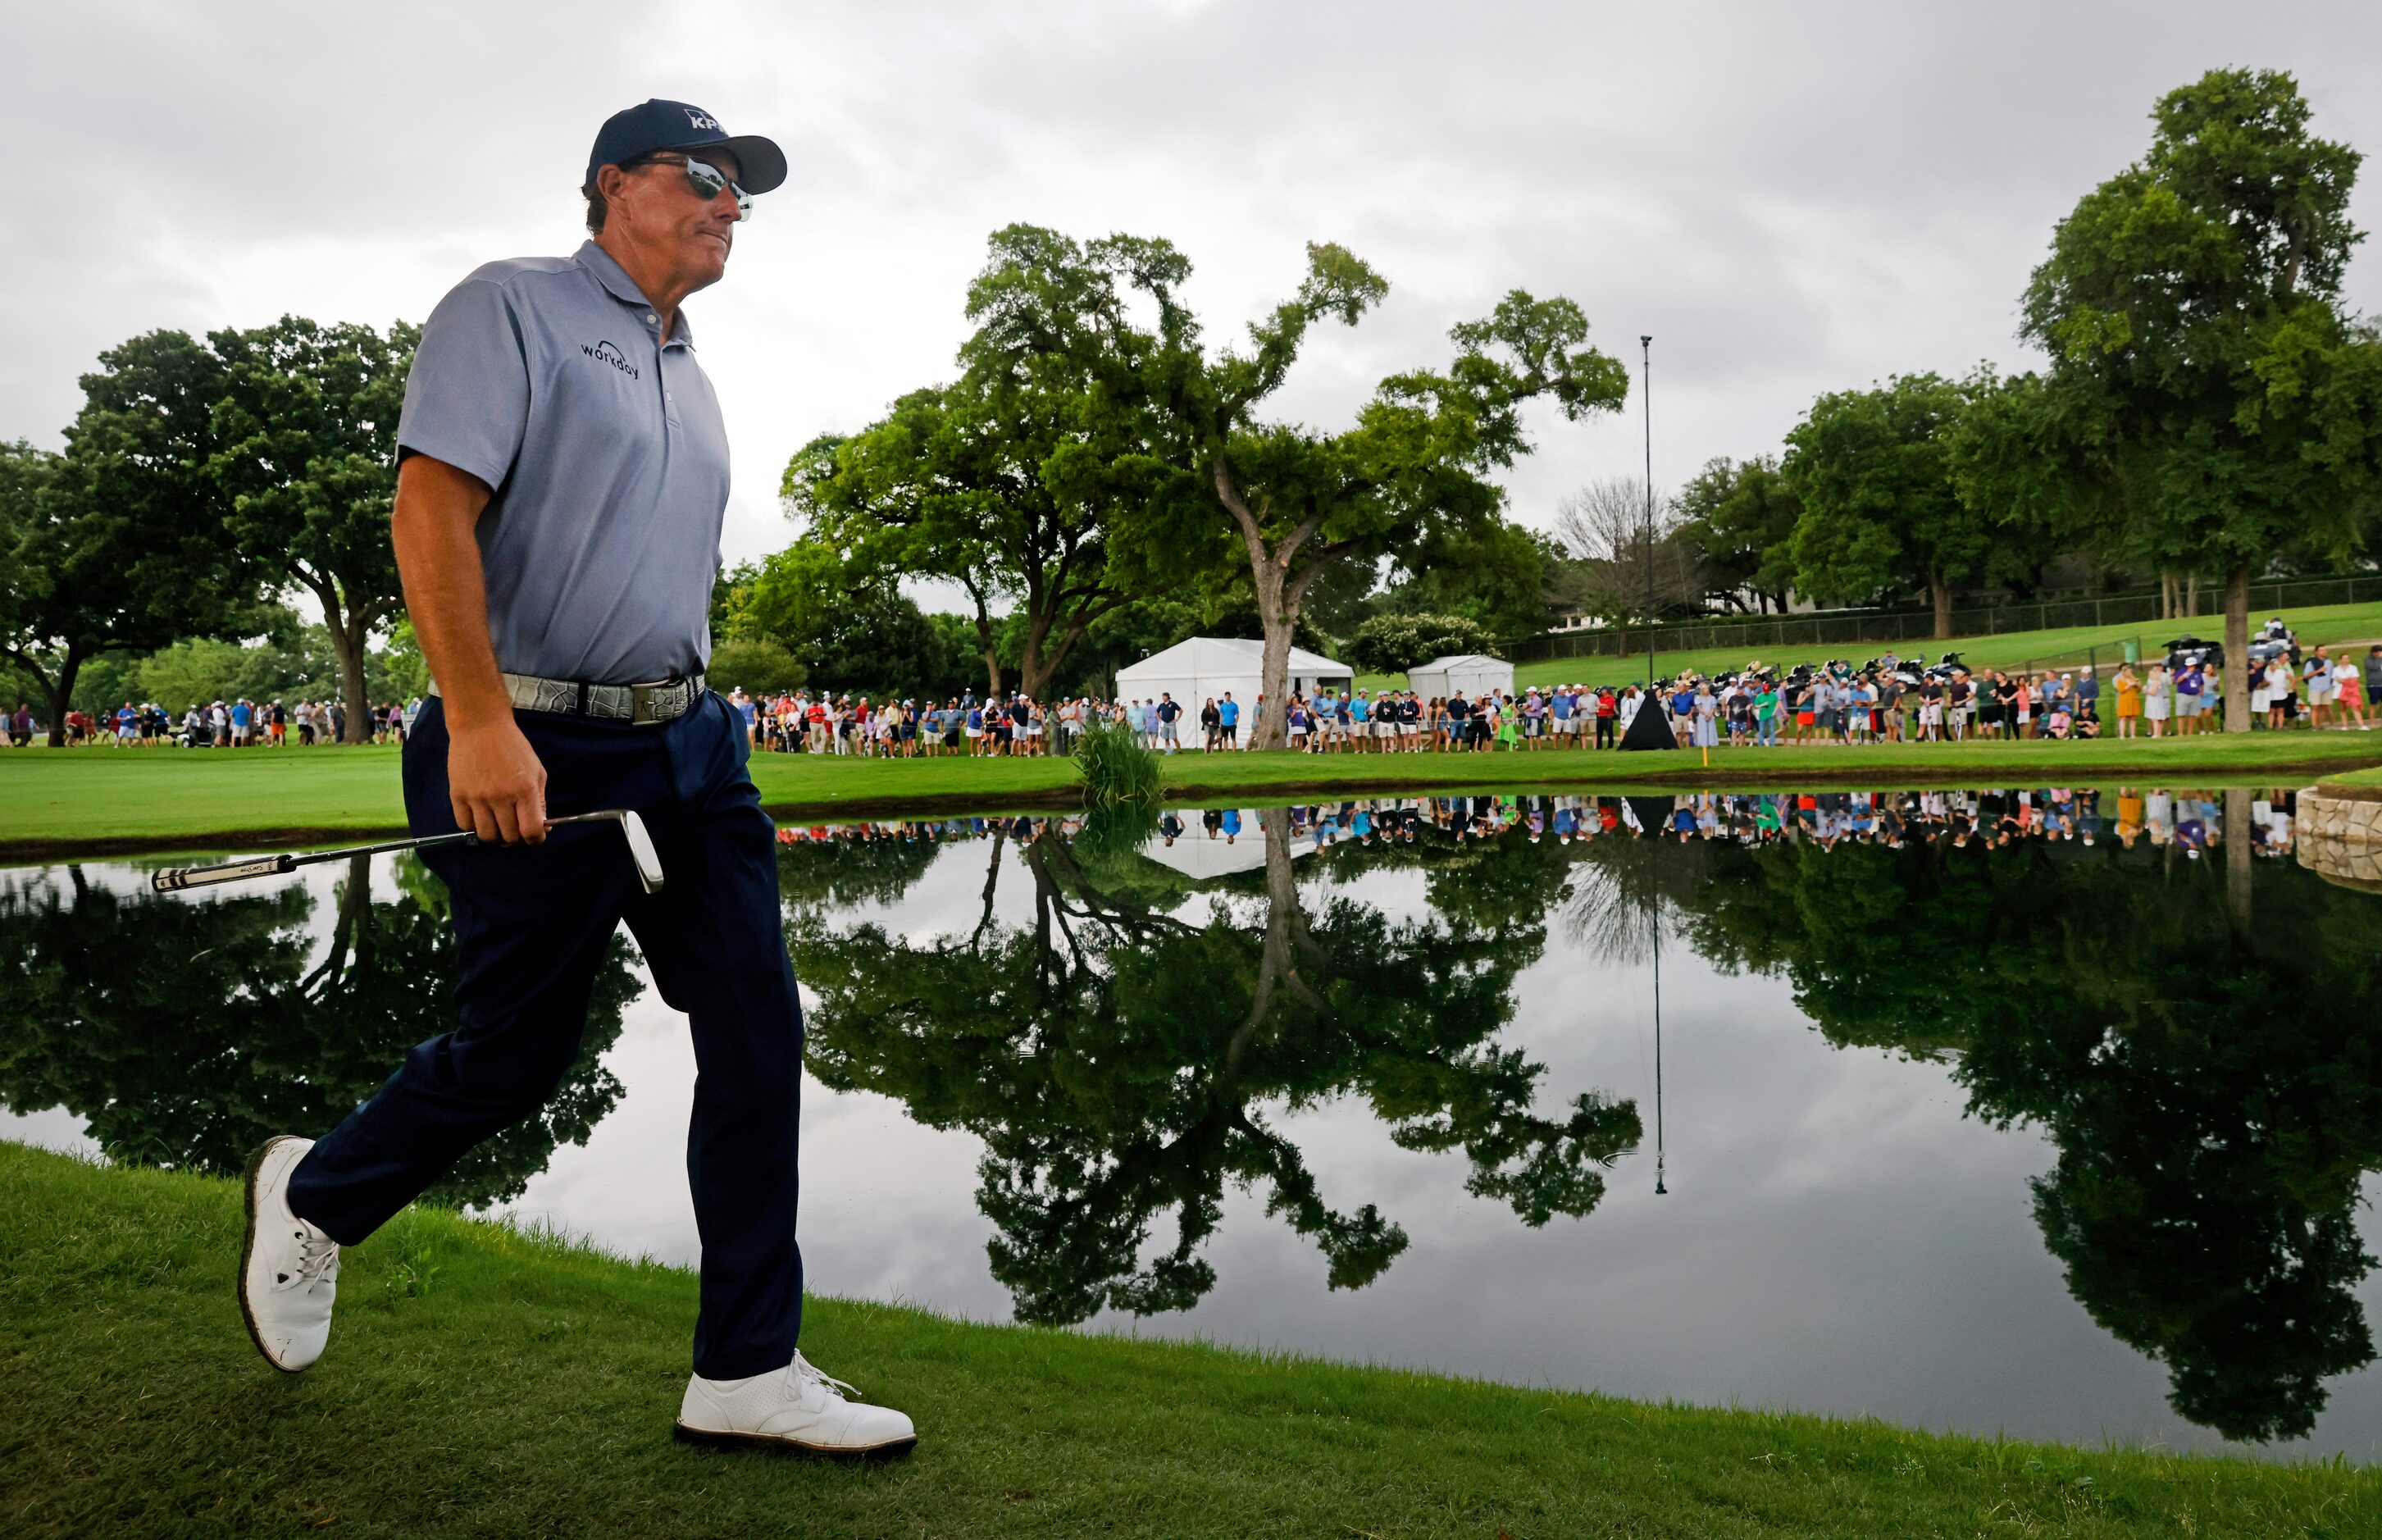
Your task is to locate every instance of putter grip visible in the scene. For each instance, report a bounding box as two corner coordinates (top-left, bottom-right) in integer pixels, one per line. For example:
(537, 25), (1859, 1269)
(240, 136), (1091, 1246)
(151, 855), (294, 891)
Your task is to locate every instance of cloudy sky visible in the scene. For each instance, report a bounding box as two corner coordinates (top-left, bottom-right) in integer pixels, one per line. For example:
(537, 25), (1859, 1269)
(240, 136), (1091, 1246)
(6, 2), (2380, 572)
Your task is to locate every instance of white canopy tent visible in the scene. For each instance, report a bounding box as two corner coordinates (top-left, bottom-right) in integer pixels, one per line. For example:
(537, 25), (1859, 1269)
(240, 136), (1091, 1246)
(1114, 637), (1354, 731)
(1407, 653), (1514, 701)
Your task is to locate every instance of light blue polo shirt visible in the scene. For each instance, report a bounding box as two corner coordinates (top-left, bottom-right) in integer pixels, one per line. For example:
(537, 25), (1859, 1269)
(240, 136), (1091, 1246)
(397, 240), (730, 686)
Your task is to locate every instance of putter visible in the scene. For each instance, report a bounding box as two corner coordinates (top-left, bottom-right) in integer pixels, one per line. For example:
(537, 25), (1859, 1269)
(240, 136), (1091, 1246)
(148, 809), (665, 895)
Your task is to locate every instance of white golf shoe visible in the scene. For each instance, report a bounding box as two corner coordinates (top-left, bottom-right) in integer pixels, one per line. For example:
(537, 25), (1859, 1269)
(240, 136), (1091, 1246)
(674, 1351), (918, 1458)
(239, 1136), (340, 1372)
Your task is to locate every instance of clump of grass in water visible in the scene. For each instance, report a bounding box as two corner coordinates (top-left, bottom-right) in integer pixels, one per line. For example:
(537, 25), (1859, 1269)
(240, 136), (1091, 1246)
(1074, 718), (1163, 810)
(1072, 801), (1164, 868)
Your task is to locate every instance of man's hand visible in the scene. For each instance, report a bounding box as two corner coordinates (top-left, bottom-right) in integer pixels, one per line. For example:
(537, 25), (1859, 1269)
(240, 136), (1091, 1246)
(448, 717), (549, 844)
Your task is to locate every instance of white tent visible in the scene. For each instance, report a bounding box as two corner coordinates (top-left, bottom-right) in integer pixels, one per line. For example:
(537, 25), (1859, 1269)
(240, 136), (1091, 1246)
(1407, 653), (1514, 701)
(1114, 637), (1354, 734)
(1134, 808), (1314, 879)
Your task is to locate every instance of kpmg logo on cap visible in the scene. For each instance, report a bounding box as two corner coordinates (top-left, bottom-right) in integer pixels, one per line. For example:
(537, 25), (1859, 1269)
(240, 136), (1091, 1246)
(583, 339), (640, 380)
(684, 109), (720, 131)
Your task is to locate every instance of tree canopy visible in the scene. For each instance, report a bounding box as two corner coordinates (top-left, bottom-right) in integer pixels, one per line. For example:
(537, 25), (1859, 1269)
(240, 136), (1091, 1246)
(1672, 454), (1801, 613)
(1781, 371), (1990, 638)
(961, 230), (1626, 742)
(786, 230), (1184, 697)
(2021, 67), (2382, 727)
(741, 539), (976, 699)
(0, 333), (256, 743)
(210, 317), (418, 739)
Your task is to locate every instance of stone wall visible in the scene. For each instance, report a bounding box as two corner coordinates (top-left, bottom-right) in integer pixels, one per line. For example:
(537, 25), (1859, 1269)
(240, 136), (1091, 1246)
(2296, 786), (2382, 894)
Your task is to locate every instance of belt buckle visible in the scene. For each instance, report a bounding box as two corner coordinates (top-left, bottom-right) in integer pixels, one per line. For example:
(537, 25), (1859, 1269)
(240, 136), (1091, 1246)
(630, 681), (660, 724)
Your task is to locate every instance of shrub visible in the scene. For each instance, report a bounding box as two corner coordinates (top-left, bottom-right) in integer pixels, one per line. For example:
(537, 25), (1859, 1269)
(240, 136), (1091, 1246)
(1345, 613), (1500, 676)
(1074, 718), (1163, 810)
(707, 637), (808, 695)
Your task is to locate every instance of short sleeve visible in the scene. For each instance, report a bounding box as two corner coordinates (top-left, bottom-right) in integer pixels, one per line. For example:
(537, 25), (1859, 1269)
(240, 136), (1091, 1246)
(398, 276), (530, 492)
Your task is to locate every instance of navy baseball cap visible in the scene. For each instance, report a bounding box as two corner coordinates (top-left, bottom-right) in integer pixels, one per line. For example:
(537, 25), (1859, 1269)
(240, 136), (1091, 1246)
(586, 98), (786, 195)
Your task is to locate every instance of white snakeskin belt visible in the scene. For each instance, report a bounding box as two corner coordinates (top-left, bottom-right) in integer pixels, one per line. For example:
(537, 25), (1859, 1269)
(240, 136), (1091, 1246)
(429, 671), (708, 724)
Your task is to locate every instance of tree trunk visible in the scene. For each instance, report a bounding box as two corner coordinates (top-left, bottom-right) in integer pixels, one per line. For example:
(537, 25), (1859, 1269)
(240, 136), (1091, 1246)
(2221, 560), (2251, 736)
(40, 649), (81, 749)
(1018, 617), (1093, 704)
(1253, 572), (1293, 750)
(340, 617), (375, 743)
(305, 576), (380, 745)
(1928, 574), (1953, 640)
(2186, 572), (2199, 617)
(964, 586), (1002, 697)
(2222, 786), (2253, 943)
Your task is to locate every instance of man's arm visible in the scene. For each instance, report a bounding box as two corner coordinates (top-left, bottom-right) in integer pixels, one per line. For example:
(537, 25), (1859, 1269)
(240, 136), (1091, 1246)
(390, 453), (549, 845)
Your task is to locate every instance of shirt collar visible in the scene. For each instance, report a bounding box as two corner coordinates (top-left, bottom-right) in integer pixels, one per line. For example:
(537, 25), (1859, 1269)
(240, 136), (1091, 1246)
(574, 240), (697, 349)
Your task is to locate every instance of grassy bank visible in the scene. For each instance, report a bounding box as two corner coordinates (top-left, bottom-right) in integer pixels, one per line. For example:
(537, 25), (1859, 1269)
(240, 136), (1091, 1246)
(1354, 599), (2382, 695)
(1, 1143), (2370, 1538)
(5, 729), (2382, 854)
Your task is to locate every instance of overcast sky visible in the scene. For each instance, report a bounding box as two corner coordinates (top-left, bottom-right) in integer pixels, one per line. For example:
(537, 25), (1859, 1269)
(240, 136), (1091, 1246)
(6, 1), (2380, 573)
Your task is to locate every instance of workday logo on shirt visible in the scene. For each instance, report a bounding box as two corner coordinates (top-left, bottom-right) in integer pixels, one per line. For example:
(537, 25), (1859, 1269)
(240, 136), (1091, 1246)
(583, 339), (640, 380)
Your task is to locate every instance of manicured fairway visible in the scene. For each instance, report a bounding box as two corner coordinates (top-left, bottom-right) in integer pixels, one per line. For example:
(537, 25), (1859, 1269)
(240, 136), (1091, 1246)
(4, 728), (2380, 854)
(1, 1144), (2370, 1540)
(1355, 599), (2382, 694)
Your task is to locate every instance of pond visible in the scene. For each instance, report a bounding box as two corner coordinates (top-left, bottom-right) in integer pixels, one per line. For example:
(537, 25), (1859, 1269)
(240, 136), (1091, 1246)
(5, 786), (2380, 1462)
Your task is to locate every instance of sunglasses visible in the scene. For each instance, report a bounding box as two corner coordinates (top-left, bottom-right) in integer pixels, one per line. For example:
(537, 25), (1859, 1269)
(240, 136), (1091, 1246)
(626, 154), (753, 220)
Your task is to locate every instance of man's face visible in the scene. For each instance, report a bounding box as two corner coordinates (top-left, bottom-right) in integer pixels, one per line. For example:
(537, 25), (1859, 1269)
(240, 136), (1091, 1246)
(602, 148), (745, 289)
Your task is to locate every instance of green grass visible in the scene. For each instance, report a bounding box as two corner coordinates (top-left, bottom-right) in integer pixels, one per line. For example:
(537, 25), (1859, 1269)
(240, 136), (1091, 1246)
(2, 1143), (2371, 1539)
(6, 728), (2382, 854)
(1354, 599), (2382, 695)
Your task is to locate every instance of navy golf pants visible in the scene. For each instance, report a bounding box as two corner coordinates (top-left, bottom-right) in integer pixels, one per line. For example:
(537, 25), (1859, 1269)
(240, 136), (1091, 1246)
(288, 691), (804, 1381)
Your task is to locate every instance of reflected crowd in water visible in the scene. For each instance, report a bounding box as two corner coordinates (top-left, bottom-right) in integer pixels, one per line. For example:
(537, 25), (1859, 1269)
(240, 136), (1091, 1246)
(773, 785), (2307, 859)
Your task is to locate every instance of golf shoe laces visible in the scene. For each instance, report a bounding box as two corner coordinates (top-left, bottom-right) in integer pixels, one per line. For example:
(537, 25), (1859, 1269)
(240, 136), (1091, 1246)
(276, 1224), (340, 1293)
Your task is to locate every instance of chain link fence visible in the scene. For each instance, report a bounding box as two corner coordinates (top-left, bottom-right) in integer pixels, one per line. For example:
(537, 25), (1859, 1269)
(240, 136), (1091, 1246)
(1514, 573), (2382, 664)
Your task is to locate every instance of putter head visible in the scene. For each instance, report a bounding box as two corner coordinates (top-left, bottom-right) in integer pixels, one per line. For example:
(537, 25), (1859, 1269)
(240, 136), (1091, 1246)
(617, 810), (665, 895)
(548, 809), (665, 894)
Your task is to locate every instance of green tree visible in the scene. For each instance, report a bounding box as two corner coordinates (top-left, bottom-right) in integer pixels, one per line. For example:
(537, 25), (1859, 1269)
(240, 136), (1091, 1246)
(1942, 367), (2117, 600)
(370, 615), (432, 702)
(1782, 372), (1987, 638)
(209, 317), (419, 741)
(710, 558), (763, 644)
(1377, 517), (1552, 644)
(0, 335), (255, 745)
(745, 540), (972, 699)
(1673, 455), (1801, 613)
(127, 609), (344, 713)
(787, 235), (1175, 697)
(2022, 68), (2382, 730)
(966, 229), (1628, 745)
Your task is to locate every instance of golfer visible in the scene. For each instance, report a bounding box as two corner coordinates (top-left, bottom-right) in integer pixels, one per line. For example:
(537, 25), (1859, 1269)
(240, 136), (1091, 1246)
(236, 99), (915, 1457)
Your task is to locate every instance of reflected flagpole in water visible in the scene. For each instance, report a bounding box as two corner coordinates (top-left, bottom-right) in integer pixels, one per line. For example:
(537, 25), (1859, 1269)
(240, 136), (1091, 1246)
(1651, 854), (1666, 1196)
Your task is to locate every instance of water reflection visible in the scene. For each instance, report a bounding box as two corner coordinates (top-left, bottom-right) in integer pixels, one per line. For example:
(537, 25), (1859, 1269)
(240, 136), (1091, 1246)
(1, 782), (2375, 1450)
(0, 855), (640, 1210)
(788, 804), (1639, 1325)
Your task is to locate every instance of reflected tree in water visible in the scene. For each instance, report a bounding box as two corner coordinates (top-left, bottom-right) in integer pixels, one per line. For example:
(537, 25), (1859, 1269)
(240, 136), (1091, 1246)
(0, 855), (641, 1210)
(790, 806), (1639, 1325)
(1673, 832), (2382, 1442)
